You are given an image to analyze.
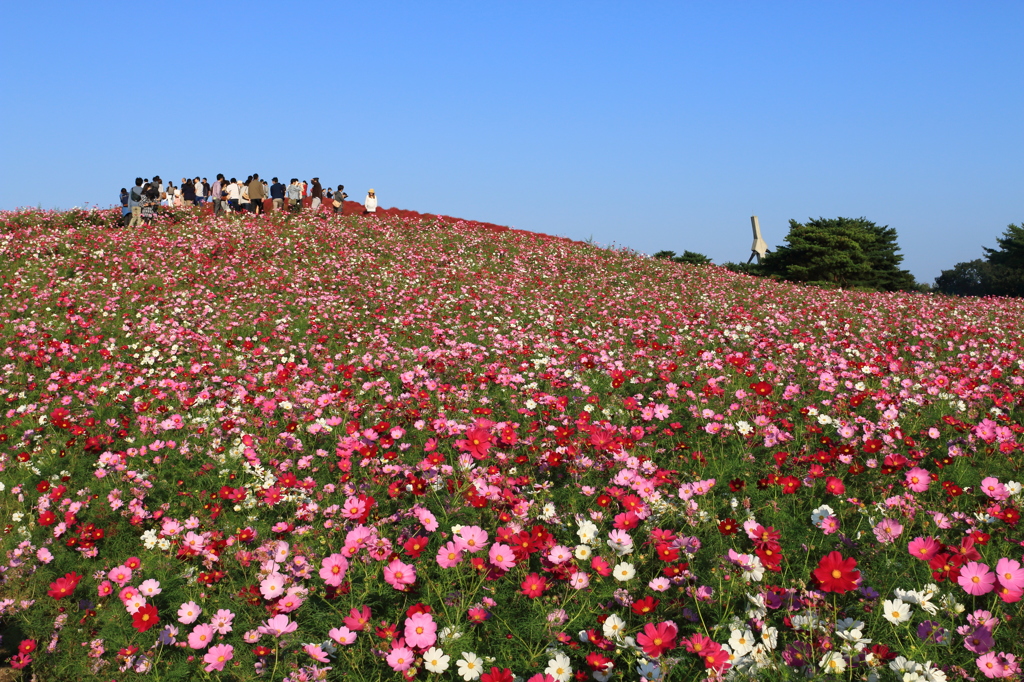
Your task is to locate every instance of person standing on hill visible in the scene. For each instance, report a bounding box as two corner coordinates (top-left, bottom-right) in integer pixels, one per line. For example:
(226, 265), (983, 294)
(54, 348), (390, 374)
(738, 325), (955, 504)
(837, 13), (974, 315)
(248, 174), (265, 215)
(270, 177), (285, 211)
(364, 189), (378, 215)
(211, 175), (224, 214)
(225, 178), (240, 212)
(310, 178), (323, 213)
(333, 185), (348, 214)
(287, 178), (302, 213)
(128, 177), (144, 227)
(181, 177), (196, 205)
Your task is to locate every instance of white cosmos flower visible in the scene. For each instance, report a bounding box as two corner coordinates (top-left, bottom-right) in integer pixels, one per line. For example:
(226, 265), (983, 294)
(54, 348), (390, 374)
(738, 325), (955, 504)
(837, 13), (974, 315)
(882, 598), (911, 624)
(820, 652), (846, 674)
(423, 647), (450, 673)
(728, 629), (755, 657)
(612, 562), (636, 582)
(456, 652), (483, 681)
(602, 614), (625, 640)
(545, 652), (572, 682)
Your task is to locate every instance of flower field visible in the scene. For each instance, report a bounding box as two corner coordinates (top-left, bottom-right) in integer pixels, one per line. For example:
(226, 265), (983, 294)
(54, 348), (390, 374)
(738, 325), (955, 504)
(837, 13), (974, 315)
(1, 207), (1022, 681)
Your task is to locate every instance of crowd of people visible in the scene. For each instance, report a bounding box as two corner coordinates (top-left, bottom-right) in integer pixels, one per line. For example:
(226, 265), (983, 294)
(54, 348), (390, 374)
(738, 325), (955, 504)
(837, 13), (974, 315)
(119, 174), (378, 226)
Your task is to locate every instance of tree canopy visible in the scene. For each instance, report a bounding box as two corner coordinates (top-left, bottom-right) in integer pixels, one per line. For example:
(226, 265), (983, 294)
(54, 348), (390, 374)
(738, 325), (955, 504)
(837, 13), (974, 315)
(935, 223), (1024, 297)
(756, 217), (917, 291)
(652, 250), (712, 265)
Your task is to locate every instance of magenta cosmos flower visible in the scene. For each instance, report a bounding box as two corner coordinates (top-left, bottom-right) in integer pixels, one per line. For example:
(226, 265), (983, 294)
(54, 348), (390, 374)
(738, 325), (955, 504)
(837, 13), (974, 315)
(958, 562), (996, 596)
(907, 536), (942, 561)
(404, 612), (437, 649)
(904, 467), (930, 493)
(383, 559), (416, 591)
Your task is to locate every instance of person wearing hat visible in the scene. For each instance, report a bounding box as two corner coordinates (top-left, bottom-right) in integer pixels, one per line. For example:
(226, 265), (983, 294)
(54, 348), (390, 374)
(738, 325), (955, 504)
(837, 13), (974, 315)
(363, 189), (378, 215)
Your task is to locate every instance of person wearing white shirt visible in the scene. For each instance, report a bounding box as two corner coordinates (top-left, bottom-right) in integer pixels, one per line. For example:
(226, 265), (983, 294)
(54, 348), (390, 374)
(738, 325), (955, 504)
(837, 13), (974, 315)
(363, 189), (378, 215)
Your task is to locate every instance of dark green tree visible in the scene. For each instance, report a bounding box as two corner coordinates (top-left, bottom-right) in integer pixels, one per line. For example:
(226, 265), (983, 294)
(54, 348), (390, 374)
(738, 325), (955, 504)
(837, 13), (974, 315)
(757, 217), (917, 291)
(934, 223), (1024, 297)
(652, 250), (712, 265)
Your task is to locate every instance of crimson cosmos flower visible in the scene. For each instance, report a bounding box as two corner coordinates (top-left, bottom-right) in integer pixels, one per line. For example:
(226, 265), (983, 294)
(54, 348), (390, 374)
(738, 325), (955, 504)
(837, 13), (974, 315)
(813, 551), (860, 594)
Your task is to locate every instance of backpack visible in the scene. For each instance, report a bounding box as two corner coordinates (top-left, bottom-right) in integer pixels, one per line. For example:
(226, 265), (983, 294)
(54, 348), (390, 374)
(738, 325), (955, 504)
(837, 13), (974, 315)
(130, 188), (142, 202)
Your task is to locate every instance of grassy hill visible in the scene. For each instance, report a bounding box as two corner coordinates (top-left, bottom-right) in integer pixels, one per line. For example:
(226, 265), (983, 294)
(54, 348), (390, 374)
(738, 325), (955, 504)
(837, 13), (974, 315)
(1, 207), (1022, 680)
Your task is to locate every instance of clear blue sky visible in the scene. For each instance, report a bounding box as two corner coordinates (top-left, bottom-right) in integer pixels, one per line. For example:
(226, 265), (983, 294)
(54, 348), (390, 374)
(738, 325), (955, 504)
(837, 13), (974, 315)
(2, 1), (1021, 283)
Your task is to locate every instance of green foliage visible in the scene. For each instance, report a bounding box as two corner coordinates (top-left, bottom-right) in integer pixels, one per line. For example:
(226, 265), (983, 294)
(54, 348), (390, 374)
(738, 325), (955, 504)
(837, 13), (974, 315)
(652, 249), (712, 265)
(935, 223), (1024, 297)
(758, 217), (917, 291)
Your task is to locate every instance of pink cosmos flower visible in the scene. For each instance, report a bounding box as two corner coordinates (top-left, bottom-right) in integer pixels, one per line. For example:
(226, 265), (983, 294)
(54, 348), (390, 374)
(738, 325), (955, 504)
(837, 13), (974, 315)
(259, 572), (287, 600)
(344, 606), (372, 631)
(108, 565), (133, 587)
(386, 645), (415, 672)
(904, 467), (931, 492)
(404, 612), (437, 649)
(319, 553), (349, 586)
(979, 477), (1009, 501)
(488, 543), (516, 571)
(258, 614), (298, 637)
(276, 587), (305, 613)
(959, 562), (996, 596)
(138, 579), (162, 597)
(97, 580), (113, 597)
(436, 541), (463, 568)
(547, 545), (572, 564)
(383, 559), (416, 591)
(908, 536), (942, 561)
(203, 643), (234, 672)
(329, 626), (357, 645)
(873, 518), (904, 544)
(455, 525), (489, 553)
(303, 643), (330, 662)
(820, 516), (839, 535)
(569, 572), (591, 589)
(210, 608), (235, 634)
(995, 558), (1024, 592)
(177, 601), (201, 624)
(977, 652), (1004, 679)
(188, 623), (215, 650)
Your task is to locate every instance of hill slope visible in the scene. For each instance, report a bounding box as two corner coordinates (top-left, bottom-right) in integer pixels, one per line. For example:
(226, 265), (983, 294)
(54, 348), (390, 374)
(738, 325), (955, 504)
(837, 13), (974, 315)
(1, 208), (1023, 680)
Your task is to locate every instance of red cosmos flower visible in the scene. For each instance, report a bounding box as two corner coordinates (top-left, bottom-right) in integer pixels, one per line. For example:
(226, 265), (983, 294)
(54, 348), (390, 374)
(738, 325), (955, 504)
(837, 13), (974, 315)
(458, 426), (493, 460)
(18, 639), (37, 655)
(825, 476), (846, 495)
(480, 667), (514, 682)
(655, 543), (680, 562)
(637, 621), (677, 658)
(253, 646), (272, 657)
(929, 552), (964, 583)
(520, 573), (548, 599)
(631, 596), (660, 616)
(813, 552), (860, 594)
(47, 572), (82, 599)
(749, 381), (773, 396)
(585, 652), (614, 671)
(718, 518), (739, 536)
(703, 646), (732, 672)
(749, 524), (781, 549)
(132, 604), (159, 632)
(403, 536), (429, 558)
(38, 510), (57, 526)
(778, 476), (801, 494)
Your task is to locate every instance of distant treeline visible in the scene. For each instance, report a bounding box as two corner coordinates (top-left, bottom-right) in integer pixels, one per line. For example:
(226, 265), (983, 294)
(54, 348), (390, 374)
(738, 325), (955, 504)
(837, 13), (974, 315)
(654, 217), (1024, 298)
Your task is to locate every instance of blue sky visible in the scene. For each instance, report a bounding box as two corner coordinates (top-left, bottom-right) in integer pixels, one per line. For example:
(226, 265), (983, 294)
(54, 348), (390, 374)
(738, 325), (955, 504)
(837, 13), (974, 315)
(2, 1), (1021, 283)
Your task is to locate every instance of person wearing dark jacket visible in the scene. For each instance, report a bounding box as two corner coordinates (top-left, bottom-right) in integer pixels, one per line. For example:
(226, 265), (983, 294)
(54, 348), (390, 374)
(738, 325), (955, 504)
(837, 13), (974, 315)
(181, 177), (196, 204)
(270, 178), (286, 211)
(310, 178), (323, 212)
